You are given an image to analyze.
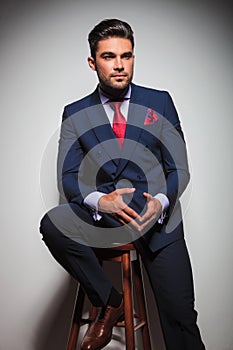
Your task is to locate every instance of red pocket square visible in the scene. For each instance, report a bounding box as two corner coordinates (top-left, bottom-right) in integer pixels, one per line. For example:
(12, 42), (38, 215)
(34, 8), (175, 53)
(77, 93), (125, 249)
(144, 108), (159, 125)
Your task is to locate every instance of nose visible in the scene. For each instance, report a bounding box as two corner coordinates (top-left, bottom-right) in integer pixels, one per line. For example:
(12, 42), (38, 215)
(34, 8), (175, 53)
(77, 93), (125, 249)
(113, 57), (124, 71)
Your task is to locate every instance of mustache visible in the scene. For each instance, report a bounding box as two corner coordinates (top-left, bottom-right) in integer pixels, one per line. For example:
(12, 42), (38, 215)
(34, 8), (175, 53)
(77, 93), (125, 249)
(110, 73), (128, 77)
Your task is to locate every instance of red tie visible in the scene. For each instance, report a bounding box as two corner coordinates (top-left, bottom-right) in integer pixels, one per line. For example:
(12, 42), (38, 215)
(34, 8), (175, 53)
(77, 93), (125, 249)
(112, 101), (126, 148)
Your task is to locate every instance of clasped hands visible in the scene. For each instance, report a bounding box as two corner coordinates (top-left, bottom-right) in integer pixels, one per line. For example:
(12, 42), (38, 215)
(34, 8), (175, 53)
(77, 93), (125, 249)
(98, 187), (162, 232)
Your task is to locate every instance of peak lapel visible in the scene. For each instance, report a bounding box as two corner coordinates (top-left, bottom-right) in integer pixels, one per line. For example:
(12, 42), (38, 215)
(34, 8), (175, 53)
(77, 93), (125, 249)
(86, 91), (121, 166)
(115, 95), (148, 177)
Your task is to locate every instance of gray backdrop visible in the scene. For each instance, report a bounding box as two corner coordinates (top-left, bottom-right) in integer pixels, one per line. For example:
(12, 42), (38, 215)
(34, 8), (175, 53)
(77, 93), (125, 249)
(1, 0), (232, 349)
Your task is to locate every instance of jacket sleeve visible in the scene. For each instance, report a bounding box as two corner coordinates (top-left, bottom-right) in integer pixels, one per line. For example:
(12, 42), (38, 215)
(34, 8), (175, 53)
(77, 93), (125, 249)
(57, 108), (96, 205)
(160, 92), (190, 217)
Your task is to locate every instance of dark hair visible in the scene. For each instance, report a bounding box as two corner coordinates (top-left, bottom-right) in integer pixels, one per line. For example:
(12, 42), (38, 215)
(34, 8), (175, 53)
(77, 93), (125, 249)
(88, 19), (134, 58)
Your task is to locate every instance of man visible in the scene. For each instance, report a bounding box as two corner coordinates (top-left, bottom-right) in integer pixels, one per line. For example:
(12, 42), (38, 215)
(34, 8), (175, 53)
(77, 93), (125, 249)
(40, 19), (205, 350)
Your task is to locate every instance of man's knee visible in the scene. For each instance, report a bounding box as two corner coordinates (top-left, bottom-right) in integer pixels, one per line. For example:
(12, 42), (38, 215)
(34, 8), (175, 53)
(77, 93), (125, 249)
(39, 204), (78, 239)
(40, 213), (52, 235)
(39, 209), (65, 243)
(39, 211), (70, 257)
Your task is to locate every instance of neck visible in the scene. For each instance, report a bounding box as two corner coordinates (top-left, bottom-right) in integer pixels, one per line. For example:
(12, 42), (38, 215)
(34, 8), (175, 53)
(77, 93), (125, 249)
(99, 84), (129, 100)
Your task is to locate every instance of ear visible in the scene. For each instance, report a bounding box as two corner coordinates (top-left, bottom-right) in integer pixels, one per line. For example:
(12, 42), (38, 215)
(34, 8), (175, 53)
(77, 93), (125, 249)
(88, 56), (96, 71)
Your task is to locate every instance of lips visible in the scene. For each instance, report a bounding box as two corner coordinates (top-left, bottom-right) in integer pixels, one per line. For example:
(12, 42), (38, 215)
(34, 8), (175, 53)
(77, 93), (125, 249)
(112, 74), (127, 78)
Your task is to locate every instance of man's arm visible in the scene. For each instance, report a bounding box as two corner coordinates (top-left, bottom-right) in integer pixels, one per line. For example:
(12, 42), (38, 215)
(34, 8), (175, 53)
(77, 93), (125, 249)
(160, 92), (190, 216)
(135, 92), (190, 231)
(57, 109), (96, 205)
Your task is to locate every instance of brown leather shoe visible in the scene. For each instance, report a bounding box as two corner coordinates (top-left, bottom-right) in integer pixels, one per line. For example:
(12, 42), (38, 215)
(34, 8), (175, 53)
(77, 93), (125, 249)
(80, 299), (124, 350)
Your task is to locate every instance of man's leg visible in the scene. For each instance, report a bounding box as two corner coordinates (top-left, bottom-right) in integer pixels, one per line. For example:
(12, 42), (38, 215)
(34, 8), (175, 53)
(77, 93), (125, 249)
(40, 202), (125, 350)
(39, 203), (114, 306)
(136, 238), (205, 350)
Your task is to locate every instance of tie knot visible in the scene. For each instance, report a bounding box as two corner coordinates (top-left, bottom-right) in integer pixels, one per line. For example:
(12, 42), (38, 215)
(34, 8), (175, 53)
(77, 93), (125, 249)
(112, 101), (122, 112)
(108, 98), (124, 108)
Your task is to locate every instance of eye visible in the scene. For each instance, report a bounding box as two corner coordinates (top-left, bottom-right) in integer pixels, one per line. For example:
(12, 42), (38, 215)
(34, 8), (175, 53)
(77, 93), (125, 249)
(121, 53), (133, 60)
(103, 55), (115, 60)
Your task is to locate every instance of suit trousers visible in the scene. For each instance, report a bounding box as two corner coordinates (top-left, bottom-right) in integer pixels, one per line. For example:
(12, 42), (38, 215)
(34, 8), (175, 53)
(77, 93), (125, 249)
(39, 202), (205, 350)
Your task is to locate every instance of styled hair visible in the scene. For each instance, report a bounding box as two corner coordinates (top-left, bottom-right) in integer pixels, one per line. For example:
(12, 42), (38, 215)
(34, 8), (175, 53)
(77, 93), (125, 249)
(88, 19), (134, 59)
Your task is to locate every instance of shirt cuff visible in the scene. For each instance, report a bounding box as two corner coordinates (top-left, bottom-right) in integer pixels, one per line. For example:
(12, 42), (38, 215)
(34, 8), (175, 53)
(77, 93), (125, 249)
(154, 193), (169, 211)
(84, 191), (106, 221)
(154, 193), (169, 224)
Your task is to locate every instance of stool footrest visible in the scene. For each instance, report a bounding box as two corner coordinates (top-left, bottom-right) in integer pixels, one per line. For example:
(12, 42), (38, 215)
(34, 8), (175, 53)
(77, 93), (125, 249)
(79, 314), (145, 329)
(79, 317), (95, 325)
(116, 319), (146, 330)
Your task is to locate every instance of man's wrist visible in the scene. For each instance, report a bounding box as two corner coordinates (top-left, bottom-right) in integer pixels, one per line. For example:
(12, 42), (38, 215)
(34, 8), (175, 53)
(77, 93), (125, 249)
(83, 191), (106, 221)
(154, 193), (169, 211)
(154, 193), (169, 224)
(84, 191), (106, 210)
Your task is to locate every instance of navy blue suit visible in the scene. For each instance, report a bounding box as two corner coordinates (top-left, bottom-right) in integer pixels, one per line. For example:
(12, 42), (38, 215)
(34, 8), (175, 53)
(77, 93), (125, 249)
(40, 83), (205, 349)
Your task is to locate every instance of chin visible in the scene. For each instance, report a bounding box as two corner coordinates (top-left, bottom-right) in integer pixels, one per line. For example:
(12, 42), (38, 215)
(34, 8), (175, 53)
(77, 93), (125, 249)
(100, 81), (131, 96)
(112, 82), (130, 90)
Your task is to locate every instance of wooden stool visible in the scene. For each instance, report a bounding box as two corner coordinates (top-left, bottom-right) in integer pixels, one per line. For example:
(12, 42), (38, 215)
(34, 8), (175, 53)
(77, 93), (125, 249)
(66, 243), (152, 350)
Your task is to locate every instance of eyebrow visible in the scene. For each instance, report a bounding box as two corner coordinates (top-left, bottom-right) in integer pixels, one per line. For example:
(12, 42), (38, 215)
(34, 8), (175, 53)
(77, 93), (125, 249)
(100, 51), (114, 57)
(100, 51), (133, 57)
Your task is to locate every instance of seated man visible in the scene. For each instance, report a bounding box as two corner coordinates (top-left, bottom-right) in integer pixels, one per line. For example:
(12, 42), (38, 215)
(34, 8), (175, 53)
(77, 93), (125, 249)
(40, 18), (205, 350)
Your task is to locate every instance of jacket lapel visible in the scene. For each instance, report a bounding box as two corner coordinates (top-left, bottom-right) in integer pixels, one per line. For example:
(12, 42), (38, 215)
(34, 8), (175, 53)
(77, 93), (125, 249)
(115, 85), (149, 176)
(85, 88), (121, 166)
(85, 85), (150, 175)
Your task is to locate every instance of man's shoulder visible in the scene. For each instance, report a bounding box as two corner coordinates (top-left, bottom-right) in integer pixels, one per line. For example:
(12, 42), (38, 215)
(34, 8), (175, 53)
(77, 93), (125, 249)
(131, 83), (169, 100)
(63, 88), (99, 117)
(131, 83), (170, 109)
(132, 83), (166, 94)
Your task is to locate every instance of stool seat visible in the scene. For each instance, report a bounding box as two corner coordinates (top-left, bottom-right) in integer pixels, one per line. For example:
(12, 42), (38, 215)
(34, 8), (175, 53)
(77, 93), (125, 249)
(66, 243), (152, 350)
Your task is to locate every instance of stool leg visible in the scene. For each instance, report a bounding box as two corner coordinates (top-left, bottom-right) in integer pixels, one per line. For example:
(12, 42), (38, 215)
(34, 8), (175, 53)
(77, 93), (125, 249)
(132, 256), (152, 350)
(66, 284), (85, 350)
(122, 252), (135, 350)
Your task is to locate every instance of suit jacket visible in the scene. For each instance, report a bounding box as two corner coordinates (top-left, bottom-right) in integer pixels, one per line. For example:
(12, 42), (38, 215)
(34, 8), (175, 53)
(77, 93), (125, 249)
(57, 83), (190, 252)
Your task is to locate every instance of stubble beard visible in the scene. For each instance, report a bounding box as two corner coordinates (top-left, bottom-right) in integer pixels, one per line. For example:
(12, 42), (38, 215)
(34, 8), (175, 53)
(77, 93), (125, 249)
(99, 75), (133, 97)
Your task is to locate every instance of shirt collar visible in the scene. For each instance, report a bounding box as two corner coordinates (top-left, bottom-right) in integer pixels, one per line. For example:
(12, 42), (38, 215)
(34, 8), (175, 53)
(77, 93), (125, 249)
(98, 85), (131, 105)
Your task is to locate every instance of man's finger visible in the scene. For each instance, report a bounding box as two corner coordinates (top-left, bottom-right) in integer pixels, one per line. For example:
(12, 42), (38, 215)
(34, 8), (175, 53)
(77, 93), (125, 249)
(116, 210), (142, 231)
(122, 205), (139, 219)
(138, 206), (154, 223)
(143, 192), (152, 200)
(138, 215), (157, 231)
(116, 187), (136, 195)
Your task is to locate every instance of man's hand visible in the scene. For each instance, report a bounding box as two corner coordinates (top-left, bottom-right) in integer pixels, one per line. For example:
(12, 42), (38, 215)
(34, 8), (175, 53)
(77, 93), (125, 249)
(137, 192), (162, 231)
(98, 188), (141, 229)
(98, 189), (163, 232)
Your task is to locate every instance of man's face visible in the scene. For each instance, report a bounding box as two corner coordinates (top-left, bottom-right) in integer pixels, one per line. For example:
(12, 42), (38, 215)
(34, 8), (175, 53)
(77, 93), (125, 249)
(88, 37), (134, 95)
